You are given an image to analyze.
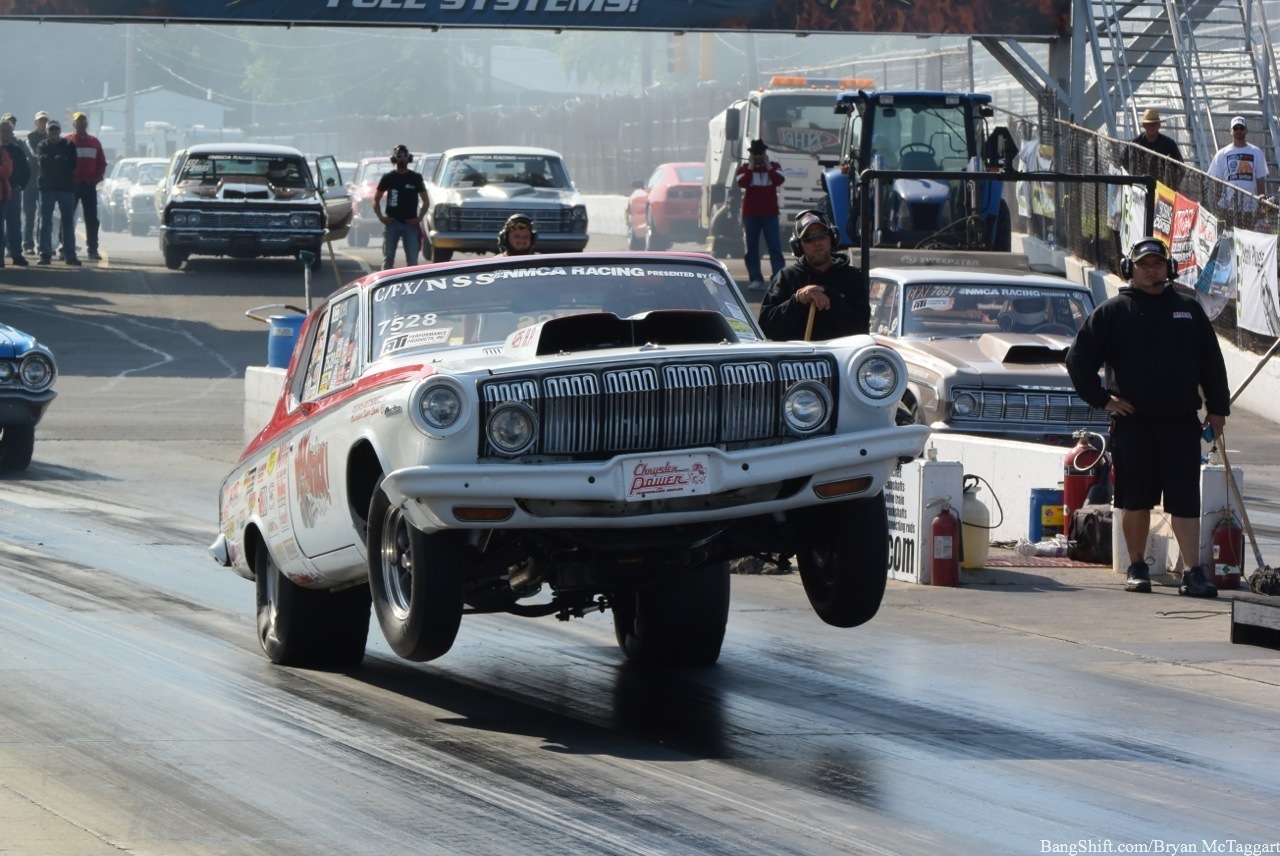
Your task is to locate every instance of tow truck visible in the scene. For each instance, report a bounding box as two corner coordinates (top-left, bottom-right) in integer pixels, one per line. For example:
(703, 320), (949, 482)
(700, 75), (871, 257)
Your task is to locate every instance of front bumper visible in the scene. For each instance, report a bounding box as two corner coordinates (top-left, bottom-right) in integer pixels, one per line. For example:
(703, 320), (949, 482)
(0, 389), (57, 428)
(162, 227), (324, 258)
(381, 424), (929, 533)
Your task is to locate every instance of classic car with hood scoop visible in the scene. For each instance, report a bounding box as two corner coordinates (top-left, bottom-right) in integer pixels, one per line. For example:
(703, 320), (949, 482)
(156, 143), (352, 271)
(865, 251), (1109, 443)
(209, 252), (928, 670)
(424, 146), (589, 262)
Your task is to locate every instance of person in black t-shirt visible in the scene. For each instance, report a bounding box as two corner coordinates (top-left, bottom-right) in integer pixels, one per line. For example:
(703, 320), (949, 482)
(374, 144), (430, 270)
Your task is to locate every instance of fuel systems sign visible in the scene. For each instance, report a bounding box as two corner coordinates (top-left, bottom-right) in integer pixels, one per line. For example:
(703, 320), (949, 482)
(4, 0), (1071, 36)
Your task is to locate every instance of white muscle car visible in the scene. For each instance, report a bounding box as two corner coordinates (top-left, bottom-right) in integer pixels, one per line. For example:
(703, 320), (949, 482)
(210, 252), (928, 669)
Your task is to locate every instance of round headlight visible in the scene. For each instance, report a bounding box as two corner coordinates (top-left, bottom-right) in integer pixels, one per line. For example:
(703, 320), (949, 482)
(308, 213), (322, 228)
(952, 392), (978, 417)
(289, 213), (304, 227)
(419, 384), (463, 430)
(782, 381), (831, 434)
(172, 212), (187, 225)
(20, 353), (55, 391)
(0, 362), (14, 382)
(856, 355), (898, 400)
(188, 212), (200, 225)
(487, 402), (537, 456)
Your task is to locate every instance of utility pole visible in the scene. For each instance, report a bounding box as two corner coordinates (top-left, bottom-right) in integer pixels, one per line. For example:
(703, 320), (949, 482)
(124, 24), (136, 157)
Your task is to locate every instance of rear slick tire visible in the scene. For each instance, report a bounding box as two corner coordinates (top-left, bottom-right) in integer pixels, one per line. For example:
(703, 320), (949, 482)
(612, 562), (731, 667)
(254, 540), (370, 669)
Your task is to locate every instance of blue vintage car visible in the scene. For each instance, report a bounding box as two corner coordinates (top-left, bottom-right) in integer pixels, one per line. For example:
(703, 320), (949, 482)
(0, 322), (57, 473)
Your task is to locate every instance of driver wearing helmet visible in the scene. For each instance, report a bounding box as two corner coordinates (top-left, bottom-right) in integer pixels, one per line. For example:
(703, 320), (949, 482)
(999, 295), (1053, 332)
(498, 213), (537, 256)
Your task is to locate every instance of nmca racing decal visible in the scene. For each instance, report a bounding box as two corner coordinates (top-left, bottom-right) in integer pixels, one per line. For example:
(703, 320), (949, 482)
(294, 432), (332, 529)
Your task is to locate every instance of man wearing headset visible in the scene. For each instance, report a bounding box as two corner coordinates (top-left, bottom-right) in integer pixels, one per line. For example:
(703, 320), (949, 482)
(498, 213), (536, 256)
(1066, 237), (1230, 597)
(373, 144), (429, 270)
(758, 210), (868, 341)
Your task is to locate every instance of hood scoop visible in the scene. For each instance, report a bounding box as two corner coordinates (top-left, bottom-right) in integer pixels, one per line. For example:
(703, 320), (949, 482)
(503, 310), (739, 357)
(979, 333), (1069, 365)
(220, 182), (271, 200)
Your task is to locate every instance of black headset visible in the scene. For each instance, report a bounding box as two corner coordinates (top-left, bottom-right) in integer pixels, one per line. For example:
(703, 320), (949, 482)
(390, 145), (413, 164)
(498, 214), (538, 253)
(789, 209), (839, 257)
(1120, 236), (1177, 280)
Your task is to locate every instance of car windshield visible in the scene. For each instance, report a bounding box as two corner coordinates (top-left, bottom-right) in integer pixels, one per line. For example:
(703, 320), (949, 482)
(759, 93), (844, 156)
(135, 162), (168, 184)
(439, 154), (571, 190)
(369, 260), (758, 359)
(178, 154), (312, 189)
(888, 282), (1094, 338)
(674, 165), (704, 183)
(357, 161), (394, 184)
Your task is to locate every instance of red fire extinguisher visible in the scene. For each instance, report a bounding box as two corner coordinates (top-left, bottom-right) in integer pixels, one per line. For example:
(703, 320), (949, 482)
(931, 499), (961, 587)
(1063, 430), (1107, 538)
(1211, 512), (1245, 590)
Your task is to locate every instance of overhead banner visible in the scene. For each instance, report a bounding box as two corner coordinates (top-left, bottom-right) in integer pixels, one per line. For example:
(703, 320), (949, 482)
(1, 0), (1072, 36)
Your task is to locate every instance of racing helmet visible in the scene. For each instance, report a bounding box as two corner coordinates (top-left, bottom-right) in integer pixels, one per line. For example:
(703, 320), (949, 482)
(498, 213), (538, 253)
(998, 295), (1052, 330)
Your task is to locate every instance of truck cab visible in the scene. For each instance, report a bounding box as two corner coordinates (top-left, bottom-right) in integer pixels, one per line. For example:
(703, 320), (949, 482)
(701, 76), (870, 258)
(823, 91), (1016, 251)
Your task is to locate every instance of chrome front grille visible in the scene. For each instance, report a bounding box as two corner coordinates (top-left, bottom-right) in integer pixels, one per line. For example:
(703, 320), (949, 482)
(455, 207), (575, 234)
(956, 388), (1108, 427)
(169, 208), (321, 231)
(479, 356), (837, 458)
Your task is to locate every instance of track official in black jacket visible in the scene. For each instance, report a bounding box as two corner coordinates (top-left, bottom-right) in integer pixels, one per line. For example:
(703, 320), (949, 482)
(1066, 236), (1230, 598)
(758, 210), (869, 341)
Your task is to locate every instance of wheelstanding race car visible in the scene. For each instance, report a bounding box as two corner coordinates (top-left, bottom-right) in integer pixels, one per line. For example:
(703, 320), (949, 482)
(209, 252), (928, 669)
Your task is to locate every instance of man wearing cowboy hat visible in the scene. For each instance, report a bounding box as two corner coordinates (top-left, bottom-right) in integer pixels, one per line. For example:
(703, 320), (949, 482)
(1119, 108), (1183, 189)
(1207, 116), (1269, 215)
(734, 138), (785, 291)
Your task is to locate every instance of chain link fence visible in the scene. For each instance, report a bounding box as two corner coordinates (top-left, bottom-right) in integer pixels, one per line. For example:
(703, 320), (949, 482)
(1046, 119), (1277, 355)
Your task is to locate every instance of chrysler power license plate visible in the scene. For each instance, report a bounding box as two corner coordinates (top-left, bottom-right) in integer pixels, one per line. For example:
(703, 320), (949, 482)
(622, 453), (715, 502)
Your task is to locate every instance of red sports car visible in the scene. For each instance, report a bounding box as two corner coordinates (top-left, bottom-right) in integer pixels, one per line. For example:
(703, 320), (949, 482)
(626, 161), (705, 250)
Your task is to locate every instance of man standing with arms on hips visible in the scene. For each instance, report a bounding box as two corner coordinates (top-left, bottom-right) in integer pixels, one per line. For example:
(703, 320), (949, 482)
(374, 144), (429, 270)
(22, 111), (49, 256)
(735, 139), (785, 292)
(35, 119), (79, 266)
(1207, 116), (1269, 215)
(1066, 237), (1230, 597)
(66, 111), (107, 261)
(758, 210), (868, 341)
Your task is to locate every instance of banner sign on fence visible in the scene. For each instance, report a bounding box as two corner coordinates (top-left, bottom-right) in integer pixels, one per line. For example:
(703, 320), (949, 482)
(1151, 181), (1176, 246)
(1168, 191), (1197, 280)
(2, 0), (1072, 36)
(1234, 228), (1280, 336)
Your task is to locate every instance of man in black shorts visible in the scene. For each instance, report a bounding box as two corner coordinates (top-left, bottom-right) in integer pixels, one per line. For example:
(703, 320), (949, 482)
(1066, 237), (1230, 597)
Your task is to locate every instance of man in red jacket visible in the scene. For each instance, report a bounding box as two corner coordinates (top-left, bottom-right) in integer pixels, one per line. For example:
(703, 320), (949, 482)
(67, 111), (107, 261)
(734, 139), (785, 291)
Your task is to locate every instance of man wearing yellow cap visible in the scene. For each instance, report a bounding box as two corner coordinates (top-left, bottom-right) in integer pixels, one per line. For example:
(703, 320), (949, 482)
(67, 111), (107, 261)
